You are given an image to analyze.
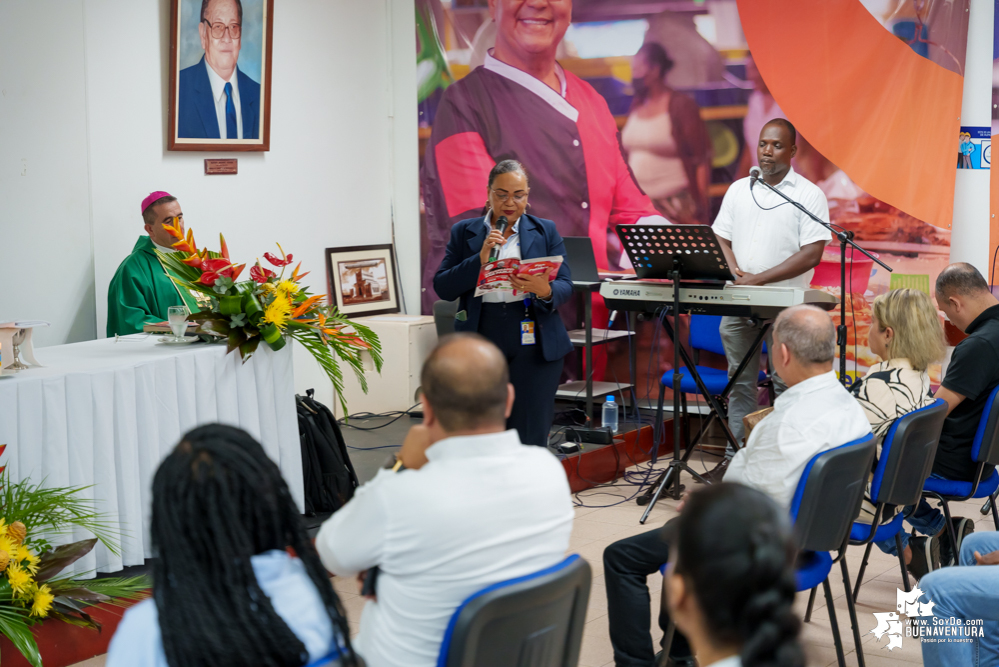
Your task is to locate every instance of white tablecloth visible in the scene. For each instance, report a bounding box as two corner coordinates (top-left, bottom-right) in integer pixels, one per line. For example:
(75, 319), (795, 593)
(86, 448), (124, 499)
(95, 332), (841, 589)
(0, 335), (302, 575)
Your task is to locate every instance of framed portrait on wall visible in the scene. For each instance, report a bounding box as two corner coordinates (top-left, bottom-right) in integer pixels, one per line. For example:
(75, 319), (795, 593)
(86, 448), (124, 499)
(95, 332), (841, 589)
(326, 245), (401, 318)
(168, 0), (273, 151)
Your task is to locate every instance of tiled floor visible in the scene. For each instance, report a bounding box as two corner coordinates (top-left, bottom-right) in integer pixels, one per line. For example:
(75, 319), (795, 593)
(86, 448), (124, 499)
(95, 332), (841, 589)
(72, 451), (996, 667)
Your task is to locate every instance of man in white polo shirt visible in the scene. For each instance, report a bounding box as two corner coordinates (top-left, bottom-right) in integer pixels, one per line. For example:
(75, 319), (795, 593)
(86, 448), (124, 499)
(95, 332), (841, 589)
(315, 333), (573, 667)
(704, 118), (831, 482)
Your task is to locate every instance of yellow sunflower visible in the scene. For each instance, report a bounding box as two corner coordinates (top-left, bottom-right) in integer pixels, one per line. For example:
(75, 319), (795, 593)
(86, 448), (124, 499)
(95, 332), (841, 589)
(262, 293), (292, 329)
(0, 535), (16, 558)
(18, 546), (39, 575)
(0, 518), (9, 537)
(276, 280), (299, 296)
(30, 584), (53, 618)
(6, 562), (32, 597)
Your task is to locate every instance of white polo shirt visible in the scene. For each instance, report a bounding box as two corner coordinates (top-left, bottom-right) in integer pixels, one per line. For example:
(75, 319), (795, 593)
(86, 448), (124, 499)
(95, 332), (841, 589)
(315, 429), (573, 667)
(713, 168), (830, 288)
(724, 371), (872, 509)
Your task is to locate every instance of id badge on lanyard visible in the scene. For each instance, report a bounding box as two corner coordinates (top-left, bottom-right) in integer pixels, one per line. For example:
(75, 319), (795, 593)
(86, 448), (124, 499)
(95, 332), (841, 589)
(520, 298), (536, 346)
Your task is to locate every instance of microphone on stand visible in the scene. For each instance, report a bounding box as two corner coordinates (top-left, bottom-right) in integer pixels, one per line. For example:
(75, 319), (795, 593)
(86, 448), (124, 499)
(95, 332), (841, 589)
(488, 216), (509, 262)
(749, 166), (761, 191)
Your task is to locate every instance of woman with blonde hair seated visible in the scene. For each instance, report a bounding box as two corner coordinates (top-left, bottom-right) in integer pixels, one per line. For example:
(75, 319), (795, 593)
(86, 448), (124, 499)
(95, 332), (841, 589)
(850, 288), (951, 578)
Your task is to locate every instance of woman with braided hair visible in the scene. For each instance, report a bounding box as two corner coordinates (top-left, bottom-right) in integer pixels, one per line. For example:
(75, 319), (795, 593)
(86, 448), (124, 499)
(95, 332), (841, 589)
(664, 482), (804, 667)
(107, 424), (359, 667)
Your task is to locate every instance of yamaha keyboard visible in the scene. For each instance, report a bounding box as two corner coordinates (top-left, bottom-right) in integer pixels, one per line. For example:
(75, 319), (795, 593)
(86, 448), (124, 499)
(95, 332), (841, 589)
(599, 281), (837, 319)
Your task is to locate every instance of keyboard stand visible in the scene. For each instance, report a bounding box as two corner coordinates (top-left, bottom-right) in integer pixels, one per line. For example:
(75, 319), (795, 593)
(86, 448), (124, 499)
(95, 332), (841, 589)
(639, 316), (770, 523)
(612, 223), (767, 522)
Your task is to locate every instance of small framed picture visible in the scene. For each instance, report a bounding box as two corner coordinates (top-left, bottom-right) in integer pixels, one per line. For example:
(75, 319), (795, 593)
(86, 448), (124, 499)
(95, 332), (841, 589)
(325, 245), (401, 317)
(168, 0), (274, 151)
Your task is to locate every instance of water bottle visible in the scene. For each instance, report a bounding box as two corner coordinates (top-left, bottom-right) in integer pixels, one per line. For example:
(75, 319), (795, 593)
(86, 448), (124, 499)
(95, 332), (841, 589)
(602, 396), (619, 433)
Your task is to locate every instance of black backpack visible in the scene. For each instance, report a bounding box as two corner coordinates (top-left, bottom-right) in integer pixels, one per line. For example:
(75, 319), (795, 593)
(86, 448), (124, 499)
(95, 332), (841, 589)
(296, 389), (359, 515)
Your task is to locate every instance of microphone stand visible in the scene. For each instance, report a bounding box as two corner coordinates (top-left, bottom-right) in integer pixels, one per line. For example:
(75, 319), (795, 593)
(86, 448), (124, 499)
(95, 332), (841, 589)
(752, 175), (892, 386)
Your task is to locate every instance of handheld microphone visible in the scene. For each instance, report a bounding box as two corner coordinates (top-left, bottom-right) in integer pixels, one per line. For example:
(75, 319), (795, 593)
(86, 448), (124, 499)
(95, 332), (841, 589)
(488, 216), (509, 262)
(749, 166), (761, 191)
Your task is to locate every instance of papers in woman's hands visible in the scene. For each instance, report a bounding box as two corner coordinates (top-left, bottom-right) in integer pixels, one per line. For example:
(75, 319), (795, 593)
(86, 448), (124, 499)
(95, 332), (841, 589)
(474, 257), (563, 297)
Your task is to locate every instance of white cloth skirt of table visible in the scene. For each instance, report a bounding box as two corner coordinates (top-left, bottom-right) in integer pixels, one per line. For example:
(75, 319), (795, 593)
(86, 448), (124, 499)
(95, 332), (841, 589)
(0, 335), (303, 576)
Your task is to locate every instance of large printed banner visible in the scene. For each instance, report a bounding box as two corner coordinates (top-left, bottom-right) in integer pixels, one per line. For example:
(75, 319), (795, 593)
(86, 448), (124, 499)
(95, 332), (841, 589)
(417, 0), (967, 388)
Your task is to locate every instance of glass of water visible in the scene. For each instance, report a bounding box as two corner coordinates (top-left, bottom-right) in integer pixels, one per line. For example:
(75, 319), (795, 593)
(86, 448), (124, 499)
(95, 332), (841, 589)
(167, 306), (188, 340)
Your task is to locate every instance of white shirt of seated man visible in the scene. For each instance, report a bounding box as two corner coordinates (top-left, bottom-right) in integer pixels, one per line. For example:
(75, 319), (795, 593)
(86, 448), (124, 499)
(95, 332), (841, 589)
(723, 304), (872, 508)
(315, 335), (573, 667)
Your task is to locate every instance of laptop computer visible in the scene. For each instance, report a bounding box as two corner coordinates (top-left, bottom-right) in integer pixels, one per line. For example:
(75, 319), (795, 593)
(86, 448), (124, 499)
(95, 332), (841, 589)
(563, 236), (628, 285)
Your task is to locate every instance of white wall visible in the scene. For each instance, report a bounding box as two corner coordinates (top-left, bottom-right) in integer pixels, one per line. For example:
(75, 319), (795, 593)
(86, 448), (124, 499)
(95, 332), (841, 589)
(1, 0), (418, 407)
(951, 0), (993, 275)
(0, 1), (97, 348)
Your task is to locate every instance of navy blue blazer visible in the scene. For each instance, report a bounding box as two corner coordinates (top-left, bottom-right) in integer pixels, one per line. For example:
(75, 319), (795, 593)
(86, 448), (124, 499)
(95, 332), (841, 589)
(434, 214), (574, 362)
(177, 57), (261, 139)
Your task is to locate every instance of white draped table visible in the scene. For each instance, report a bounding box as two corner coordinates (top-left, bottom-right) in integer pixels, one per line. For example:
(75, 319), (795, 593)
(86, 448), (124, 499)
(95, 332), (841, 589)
(0, 335), (302, 575)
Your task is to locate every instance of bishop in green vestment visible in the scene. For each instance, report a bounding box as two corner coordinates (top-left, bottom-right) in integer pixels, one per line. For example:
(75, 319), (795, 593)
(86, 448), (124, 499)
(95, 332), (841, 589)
(106, 192), (199, 336)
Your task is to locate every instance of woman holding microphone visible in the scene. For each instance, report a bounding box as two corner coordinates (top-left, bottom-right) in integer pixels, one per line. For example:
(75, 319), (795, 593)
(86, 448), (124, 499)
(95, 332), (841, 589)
(434, 160), (573, 447)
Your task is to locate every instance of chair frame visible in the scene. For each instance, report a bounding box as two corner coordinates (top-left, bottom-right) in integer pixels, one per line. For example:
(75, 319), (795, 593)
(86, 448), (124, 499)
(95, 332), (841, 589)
(922, 384), (999, 556)
(850, 399), (948, 601)
(792, 434), (877, 667)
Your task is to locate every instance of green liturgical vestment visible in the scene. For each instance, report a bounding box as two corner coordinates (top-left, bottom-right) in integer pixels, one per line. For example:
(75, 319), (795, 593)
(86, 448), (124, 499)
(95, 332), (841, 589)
(106, 236), (199, 337)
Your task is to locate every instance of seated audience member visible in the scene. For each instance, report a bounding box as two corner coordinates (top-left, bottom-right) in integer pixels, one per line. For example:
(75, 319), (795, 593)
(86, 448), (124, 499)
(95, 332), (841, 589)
(665, 483), (805, 667)
(848, 289), (946, 576)
(917, 531), (999, 666)
(603, 304), (869, 667)
(884, 262), (999, 572)
(315, 333), (574, 667)
(107, 424), (355, 667)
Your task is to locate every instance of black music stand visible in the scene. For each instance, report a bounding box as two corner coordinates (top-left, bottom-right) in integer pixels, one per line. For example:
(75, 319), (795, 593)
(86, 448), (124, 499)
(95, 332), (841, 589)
(617, 224), (746, 516)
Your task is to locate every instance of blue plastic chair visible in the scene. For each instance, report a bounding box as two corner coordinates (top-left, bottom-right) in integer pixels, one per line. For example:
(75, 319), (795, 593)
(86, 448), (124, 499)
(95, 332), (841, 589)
(791, 434), (877, 667)
(436, 555), (591, 667)
(849, 400), (947, 601)
(657, 315), (769, 451)
(922, 384), (999, 555)
(658, 435), (876, 667)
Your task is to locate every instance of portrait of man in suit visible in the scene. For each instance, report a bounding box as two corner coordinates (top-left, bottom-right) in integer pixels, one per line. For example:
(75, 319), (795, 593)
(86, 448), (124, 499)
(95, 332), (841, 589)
(169, 0), (272, 150)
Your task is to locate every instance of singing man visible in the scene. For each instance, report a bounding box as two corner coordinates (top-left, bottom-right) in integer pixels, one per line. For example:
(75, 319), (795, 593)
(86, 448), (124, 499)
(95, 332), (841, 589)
(705, 118), (831, 482)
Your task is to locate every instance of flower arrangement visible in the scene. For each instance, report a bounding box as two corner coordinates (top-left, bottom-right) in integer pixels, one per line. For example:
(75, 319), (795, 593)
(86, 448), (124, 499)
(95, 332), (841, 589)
(0, 446), (148, 666)
(156, 220), (383, 415)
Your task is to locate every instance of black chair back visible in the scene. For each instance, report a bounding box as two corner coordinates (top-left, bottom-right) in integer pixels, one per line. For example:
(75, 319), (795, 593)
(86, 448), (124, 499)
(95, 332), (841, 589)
(873, 399), (948, 507)
(791, 435), (877, 553)
(440, 556), (591, 667)
(433, 299), (459, 338)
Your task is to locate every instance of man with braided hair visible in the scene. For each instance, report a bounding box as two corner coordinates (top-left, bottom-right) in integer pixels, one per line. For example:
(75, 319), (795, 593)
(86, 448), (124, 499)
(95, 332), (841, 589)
(316, 333), (573, 667)
(603, 305), (870, 667)
(106, 424), (357, 667)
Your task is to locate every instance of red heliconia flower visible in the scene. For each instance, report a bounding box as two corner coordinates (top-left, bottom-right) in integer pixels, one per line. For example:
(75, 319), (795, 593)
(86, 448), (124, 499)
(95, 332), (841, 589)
(263, 251), (294, 268)
(199, 258), (236, 285)
(251, 264), (276, 283)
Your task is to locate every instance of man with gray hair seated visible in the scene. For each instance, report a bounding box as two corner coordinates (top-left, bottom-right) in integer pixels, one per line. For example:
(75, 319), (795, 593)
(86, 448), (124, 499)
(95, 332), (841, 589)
(602, 305), (870, 667)
(722, 304), (872, 507)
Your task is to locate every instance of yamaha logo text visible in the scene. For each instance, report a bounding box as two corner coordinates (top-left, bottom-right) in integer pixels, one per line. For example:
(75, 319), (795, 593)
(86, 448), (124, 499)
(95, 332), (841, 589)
(614, 289), (641, 296)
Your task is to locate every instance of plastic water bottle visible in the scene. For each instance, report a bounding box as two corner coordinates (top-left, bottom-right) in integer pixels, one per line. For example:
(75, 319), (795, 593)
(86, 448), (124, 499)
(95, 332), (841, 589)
(602, 396), (619, 433)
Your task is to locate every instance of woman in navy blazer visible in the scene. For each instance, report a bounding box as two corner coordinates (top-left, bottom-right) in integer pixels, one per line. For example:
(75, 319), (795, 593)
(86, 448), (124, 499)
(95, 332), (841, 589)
(434, 161), (573, 447)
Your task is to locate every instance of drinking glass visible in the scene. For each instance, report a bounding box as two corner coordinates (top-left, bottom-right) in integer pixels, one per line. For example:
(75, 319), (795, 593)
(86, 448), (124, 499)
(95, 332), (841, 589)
(168, 306), (188, 340)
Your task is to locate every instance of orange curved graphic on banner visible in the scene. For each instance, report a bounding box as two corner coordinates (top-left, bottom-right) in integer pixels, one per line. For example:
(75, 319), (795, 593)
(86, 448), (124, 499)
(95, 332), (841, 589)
(738, 0), (963, 229)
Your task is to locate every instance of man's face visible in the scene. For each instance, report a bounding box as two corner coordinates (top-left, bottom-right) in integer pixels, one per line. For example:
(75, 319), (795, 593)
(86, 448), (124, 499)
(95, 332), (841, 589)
(490, 0), (571, 60)
(758, 123), (795, 179)
(936, 292), (966, 332)
(199, 0), (241, 80)
(145, 200), (184, 248)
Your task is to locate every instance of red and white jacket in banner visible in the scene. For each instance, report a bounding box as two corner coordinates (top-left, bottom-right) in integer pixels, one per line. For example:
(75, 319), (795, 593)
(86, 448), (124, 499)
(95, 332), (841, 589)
(421, 53), (663, 313)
